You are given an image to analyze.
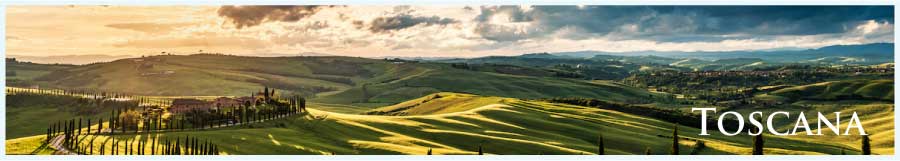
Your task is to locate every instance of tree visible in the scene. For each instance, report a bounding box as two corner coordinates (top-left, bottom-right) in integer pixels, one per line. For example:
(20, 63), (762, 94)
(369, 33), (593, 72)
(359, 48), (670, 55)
(263, 87), (270, 101)
(45, 127), (51, 143)
(645, 147), (652, 155)
(752, 132), (764, 155)
(597, 133), (605, 155)
(861, 135), (871, 155)
(477, 145), (483, 155)
(671, 125), (679, 155)
(98, 118), (103, 134)
(112, 140), (117, 155)
(87, 119), (92, 135)
(427, 148), (433, 155)
(78, 118), (82, 134)
(152, 135), (157, 155)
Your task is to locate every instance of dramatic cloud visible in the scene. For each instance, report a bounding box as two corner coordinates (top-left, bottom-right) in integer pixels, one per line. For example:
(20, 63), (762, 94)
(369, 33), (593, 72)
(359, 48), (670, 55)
(474, 6), (894, 42)
(217, 5), (329, 29)
(368, 14), (458, 33)
(6, 6), (895, 58)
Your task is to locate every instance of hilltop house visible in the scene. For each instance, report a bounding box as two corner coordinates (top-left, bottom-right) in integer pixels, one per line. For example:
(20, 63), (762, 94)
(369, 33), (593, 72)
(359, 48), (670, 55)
(212, 97), (242, 108)
(169, 99), (213, 113)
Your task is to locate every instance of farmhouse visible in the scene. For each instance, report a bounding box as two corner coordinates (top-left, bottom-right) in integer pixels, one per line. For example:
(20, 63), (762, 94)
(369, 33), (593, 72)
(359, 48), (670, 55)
(169, 98), (213, 113)
(212, 97), (242, 108)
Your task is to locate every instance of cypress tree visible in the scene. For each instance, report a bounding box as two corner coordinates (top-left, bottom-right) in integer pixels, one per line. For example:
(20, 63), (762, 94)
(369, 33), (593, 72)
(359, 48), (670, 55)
(477, 145), (483, 155)
(152, 135), (156, 155)
(132, 139), (136, 155)
(124, 139), (128, 155)
(427, 148), (432, 155)
(178, 139), (184, 155)
(201, 141), (207, 155)
(752, 131), (764, 155)
(112, 140), (117, 155)
(46, 127), (51, 143)
(597, 133), (605, 155)
(671, 125), (679, 155)
(861, 135), (871, 155)
(110, 117), (115, 135)
(98, 118), (103, 134)
(140, 140), (145, 155)
(87, 119), (92, 135)
(164, 140), (170, 155)
(120, 118), (126, 133)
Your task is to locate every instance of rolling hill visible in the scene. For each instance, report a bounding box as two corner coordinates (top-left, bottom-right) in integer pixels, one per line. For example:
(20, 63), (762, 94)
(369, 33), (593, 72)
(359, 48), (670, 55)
(742, 79), (895, 154)
(8, 54), (665, 108)
(767, 79), (894, 101)
(7, 92), (880, 155)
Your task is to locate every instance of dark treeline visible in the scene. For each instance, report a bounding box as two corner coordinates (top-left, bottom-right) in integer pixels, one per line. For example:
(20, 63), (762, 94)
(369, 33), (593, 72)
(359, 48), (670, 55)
(6, 87), (171, 109)
(7, 89), (143, 116)
(181, 93), (307, 131)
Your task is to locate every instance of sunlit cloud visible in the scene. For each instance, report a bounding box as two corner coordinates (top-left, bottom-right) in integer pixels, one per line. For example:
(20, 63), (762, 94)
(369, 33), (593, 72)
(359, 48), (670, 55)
(5, 5), (894, 58)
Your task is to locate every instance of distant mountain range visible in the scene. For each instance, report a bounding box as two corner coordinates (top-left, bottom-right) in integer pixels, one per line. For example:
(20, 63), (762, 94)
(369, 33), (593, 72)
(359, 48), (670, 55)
(436, 43), (893, 72)
(7, 43), (893, 65)
(551, 43), (894, 64)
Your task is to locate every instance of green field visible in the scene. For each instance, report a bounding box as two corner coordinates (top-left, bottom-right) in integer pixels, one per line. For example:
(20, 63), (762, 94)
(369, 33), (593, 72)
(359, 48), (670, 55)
(768, 79), (894, 101)
(8, 54), (666, 108)
(5, 55), (893, 155)
(742, 79), (895, 154)
(7, 92), (887, 155)
(314, 66), (664, 107)
(5, 93), (118, 139)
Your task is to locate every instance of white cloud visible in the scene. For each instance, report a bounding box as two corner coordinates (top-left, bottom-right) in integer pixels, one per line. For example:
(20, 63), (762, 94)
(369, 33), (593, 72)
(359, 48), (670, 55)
(5, 6), (894, 58)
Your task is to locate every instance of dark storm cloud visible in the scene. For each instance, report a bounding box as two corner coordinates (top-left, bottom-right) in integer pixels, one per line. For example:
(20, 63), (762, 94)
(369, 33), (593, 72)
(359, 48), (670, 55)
(475, 6), (893, 42)
(368, 14), (458, 33)
(217, 5), (332, 29)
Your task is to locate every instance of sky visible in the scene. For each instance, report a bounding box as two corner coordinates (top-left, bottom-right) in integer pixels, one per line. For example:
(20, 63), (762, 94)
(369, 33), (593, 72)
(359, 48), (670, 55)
(5, 5), (895, 58)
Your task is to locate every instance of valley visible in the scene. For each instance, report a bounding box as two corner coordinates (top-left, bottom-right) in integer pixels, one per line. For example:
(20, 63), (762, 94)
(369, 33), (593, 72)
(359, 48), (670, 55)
(4, 43), (895, 155)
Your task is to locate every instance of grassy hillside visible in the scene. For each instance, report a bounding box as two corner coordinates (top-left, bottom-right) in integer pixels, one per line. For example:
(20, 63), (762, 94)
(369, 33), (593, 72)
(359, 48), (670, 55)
(363, 92), (505, 115)
(26, 54), (379, 96)
(5, 135), (56, 155)
(5, 92), (125, 139)
(9, 93), (881, 155)
(11, 54), (664, 109)
(740, 79), (895, 154)
(314, 65), (664, 107)
(5, 59), (74, 87)
(767, 79), (894, 101)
